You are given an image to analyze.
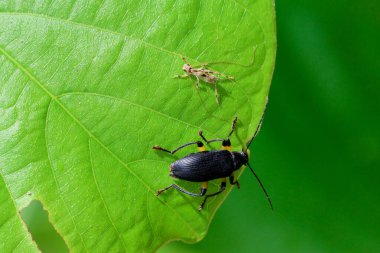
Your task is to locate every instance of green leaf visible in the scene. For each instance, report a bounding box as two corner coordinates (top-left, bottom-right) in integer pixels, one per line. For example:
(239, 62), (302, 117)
(0, 0), (276, 252)
(0, 175), (38, 252)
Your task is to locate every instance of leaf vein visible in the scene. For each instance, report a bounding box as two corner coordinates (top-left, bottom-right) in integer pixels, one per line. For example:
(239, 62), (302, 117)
(88, 138), (129, 252)
(46, 98), (90, 253)
(0, 45), (202, 240)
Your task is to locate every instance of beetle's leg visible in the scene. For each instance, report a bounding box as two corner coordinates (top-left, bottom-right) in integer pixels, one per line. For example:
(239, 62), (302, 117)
(198, 131), (224, 144)
(229, 174), (240, 189)
(156, 183), (207, 197)
(199, 180), (227, 211)
(221, 117), (236, 151)
(221, 139), (232, 152)
(199, 116), (237, 145)
(153, 141), (205, 154)
(227, 116), (238, 139)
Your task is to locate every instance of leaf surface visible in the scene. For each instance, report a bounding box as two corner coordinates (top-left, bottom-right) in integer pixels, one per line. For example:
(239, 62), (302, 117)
(0, 1), (276, 252)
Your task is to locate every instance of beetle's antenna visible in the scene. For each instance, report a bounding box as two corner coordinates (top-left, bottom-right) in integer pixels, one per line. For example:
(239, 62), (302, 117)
(245, 97), (268, 150)
(227, 116), (238, 140)
(247, 163), (273, 210)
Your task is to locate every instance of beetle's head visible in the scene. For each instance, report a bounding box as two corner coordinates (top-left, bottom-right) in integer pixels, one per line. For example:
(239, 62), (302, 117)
(241, 150), (249, 165)
(232, 151), (249, 170)
(182, 63), (191, 72)
(242, 148), (250, 162)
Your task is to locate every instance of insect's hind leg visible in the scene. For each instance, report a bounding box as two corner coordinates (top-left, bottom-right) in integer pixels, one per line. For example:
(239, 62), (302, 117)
(199, 180), (227, 211)
(214, 83), (220, 105)
(156, 183), (208, 197)
(229, 174), (240, 189)
(202, 68), (234, 81)
(173, 74), (189, 79)
(153, 140), (205, 154)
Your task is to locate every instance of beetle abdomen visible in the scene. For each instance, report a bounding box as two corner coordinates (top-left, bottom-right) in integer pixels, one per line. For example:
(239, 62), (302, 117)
(171, 150), (235, 182)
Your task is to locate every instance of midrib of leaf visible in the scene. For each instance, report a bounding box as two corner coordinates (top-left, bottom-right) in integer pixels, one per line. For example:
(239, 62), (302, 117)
(0, 12), (183, 61)
(0, 46), (202, 240)
(0, 11), (259, 128)
(0, 10), (262, 66)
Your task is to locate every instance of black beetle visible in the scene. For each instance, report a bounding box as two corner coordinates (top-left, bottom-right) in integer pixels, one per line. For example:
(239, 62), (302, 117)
(153, 100), (272, 211)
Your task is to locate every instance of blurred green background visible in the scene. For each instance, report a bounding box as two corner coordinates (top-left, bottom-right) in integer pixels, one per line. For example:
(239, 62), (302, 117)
(160, 0), (380, 252)
(23, 0), (380, 252)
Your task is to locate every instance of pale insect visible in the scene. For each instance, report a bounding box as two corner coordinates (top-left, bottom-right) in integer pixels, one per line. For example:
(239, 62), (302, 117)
(174, 55), (234, 105)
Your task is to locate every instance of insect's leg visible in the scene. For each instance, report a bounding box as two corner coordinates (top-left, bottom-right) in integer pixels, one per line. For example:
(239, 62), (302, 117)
(227, 116), (238, 139)
(199, 180), (227, 210)
(178, 55), (206, 68)
(153, 141), (205, 154)
(198, 131), (224, 144)
(210, 69), (234, 81)
(199, 116), (237, 148)
(156, 183), (207, 197)
(200, 63), (210, 70)
(173, 74), (189, 79)
(221, 73), (235, 81)
(222, 116), (238, 151)
(198, 68), (234, 81)
(221, 139), (232, 151)
(221, 116), (237, 150)
(229, 174), (240, 189)
(194, 76), (200, 89)
(214, 83), (220, 105)
(198, 131), (208, 143)
(179, 55), (189, 64)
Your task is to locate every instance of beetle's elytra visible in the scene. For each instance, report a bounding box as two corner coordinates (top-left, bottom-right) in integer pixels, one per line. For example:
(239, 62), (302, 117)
(153, 98), (272, 211)
(170, 149), (247, 182)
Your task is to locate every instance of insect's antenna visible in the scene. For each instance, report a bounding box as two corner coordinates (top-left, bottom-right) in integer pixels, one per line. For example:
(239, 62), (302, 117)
(245, 97), (268, 150)
(227, 116), (238, 140)
(247, 163), (273, 211)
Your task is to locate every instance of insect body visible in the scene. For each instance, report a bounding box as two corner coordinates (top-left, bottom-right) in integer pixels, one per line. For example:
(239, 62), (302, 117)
(153, 100), (272, 211)
(170, 149), (247, 182)
(174, 56), (234, 105)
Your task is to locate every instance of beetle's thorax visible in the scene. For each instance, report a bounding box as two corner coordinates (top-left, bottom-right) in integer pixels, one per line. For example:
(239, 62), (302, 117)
(231, 151), (249, 171)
